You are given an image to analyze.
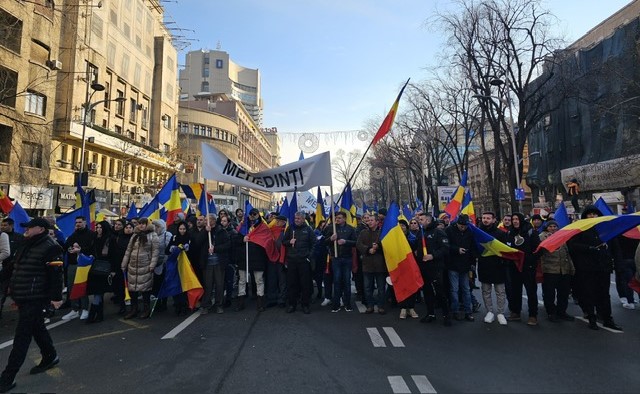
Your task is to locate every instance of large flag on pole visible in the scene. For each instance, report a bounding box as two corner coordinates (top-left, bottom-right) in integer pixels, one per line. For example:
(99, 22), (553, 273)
(315, 187), (326, 228)
(460, 190), (476, 225)
(201, 143), (332, 192)
(380, 202), (424, 302)
(157, 174), (182, 226)
(0, 190), (14, 214)
(371, 79), (410, 145)
(8, 201), (30, 235)
(69, 254), (93, 299)
(340, 183), (357, 227)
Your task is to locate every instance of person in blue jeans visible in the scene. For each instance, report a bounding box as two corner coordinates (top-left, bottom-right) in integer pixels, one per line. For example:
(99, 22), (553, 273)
(324, 212), (357, 312)
(444, 214), (476, 321)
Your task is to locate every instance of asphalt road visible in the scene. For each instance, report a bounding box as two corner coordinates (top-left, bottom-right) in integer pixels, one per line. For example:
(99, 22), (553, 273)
(0, 282), (638, 394)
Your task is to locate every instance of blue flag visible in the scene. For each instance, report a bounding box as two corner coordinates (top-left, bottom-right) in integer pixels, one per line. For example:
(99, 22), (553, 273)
(56, 207), (84, 239)
(126, 202), (138, 220)
(239, 200), (254, 236)
(554, 202), (570, 229)
(402, 203), (413, 220)
(288, 189), (298, 225)
(8, 202), (30, 235)
(594, 197), (614, 216)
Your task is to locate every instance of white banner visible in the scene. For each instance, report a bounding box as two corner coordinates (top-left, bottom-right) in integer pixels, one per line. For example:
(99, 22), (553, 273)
(201, 143), (332, 192)
(286, 190), (318, 213)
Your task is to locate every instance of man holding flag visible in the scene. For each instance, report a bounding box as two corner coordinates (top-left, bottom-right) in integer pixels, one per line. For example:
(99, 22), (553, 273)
(61, 216), (95, 321)
(324, 211), (357, 313)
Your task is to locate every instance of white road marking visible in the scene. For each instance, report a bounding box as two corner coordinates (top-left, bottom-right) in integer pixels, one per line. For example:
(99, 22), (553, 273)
(388, 376), (411, 393)
(383, 327), (405, 347)
(0, 318), (71, 350)
(412, 375), (437, 393)
(522, 295), (544, 306)
(355, 300), (367, 313)
(366, 327), (386, 347)
(574, 316), (623, 334)
(162, 311), (200, 339)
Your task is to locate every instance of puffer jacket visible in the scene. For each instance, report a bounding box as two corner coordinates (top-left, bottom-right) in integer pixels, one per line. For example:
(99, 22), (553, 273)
(283, 223), (316, 262)
(121, 225), (159, 292)
(356, 226), (385, 273)
(505, 213), (540, 271)
(539, 230), (575, 275)
(10, 232), (63, 303)
(411, 221), (449, 272)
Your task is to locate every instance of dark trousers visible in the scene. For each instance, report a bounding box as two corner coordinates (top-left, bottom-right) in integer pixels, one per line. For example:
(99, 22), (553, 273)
(354, 258), (365, 302)
(1, 301), (56, 383)
(420, 268), (449, 316)
(615, 260), (636, 302)
(287, 259), (312, 307)
(507, 265), (539, 317)
(130, 291), (150, 309)
(312, 254), (326, 296)
(224, 264), (237, 301)
(542, 273), (571, 316)
(576, 270), (612, 319)
(202, 263), (226, 308)
(266, 262), (287, 305)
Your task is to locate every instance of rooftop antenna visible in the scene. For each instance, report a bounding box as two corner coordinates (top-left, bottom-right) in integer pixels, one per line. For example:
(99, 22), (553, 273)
(216, 41), (222, 50)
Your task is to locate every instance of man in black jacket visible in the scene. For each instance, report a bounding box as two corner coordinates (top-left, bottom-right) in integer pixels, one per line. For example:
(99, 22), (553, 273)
(0, 218), (64, 393)
(445, 214), (476, 321)
(324, 212), (357, 312)
(413, 212), (451, 326)
(62, 216), (95, 320)
(283, 212), (316, 313)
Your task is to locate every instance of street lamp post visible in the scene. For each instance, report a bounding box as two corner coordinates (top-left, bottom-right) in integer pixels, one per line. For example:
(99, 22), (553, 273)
(78, 83), (126, 186)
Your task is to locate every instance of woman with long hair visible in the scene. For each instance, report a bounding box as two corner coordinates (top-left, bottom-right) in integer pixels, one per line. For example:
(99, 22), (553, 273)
(121, 218), (159, 319)
(109, 219), (134, 315)
(86, 220), (112, 323)
(165, 221), (192, 315)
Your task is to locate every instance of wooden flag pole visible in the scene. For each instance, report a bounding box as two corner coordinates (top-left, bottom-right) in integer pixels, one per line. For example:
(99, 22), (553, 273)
(330, 183), (338, 258)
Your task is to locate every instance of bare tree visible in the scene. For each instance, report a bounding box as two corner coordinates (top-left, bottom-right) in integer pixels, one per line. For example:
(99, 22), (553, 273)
(331, 149), (365, 189)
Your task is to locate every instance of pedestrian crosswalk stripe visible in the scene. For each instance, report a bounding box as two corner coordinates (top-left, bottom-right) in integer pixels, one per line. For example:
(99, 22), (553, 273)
(355, 300), (367, 313)
(574, 316), (623, 334)
(162, 311), (200, 339)
(383, 327), (405, 347)
(412, 375), (437, 393)
(0, 319), (71, 350)
(366, 327), (386, 347)
(388, 375), (437, 393)
(388, 376), (411, 393)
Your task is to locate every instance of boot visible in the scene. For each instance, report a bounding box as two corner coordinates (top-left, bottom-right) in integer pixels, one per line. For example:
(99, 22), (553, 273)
(139, 303), (151, 319)
(588, 314), (599, 330)
(234, 296), (245, 311)
(94, 302), (104, 323)
(257, 296), (265, 312)
(118, 302), (127, 315)
(603, 318), (622, 332)
(86, 304), (98, 324)
(124, 305), (138, 320)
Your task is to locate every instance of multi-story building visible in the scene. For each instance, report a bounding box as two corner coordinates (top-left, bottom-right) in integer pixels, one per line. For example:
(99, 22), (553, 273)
(179, 49), (263, 127)
(0, 1), (61, 215)
(50, 0), (179, 215)
(262, 127), (281, 168)
(177, 93), (273, 210)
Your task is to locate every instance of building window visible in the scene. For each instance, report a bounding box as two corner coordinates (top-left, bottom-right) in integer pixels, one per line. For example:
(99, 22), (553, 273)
(163, 143), (170, 154)
(100, 155), (107, 176)
(201, 81), (209, 92)
(24, 91), (46, 116)
(116, 90), (125, 116)
(203, 55), (210, 65)
(0, 125), (11, 163)
(114, 125), (122, 134)
(140, 136), (146, 145)
(22, 141), (43, 168)
(207, 127), (212, 137)
(193, 124), (199, 135)
(216, 59), (223, 69)
(162, 115), (171, 129)
(202, 67), (209, 78)
(141, 104), (148, 129)
(104, 81), (110, 109)
(129, 98), (137, 123)
(0, 65), (18, 108)
(0, 9), (22, 53)
(87, 63), (98, 84)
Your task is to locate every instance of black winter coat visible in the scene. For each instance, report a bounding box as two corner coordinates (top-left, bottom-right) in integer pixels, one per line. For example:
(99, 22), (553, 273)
(10, 232), (63, 303)
(477, 223), (507, 284)
(411, 222), (449, 272)
(108, 231), (132, 272)
(505, 219), (540, 271)
(445, 225), (476, 273)
(323, 223), (357, 259)
(283, 223), (316, 262)
(64, 227), (95, 265)
(567, 228), (614, 273)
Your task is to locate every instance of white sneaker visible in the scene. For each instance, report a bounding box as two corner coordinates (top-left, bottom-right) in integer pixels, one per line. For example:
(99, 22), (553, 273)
(399, 309), (407, 319)
(321, 298), (331, 307)
(44, 317), (51, 324)
(409, 309), (419, 319)
(79, 309), (90, 320)
(484, 311), (495, 323)
(622, 302), (635, 310)
(62, 310), (79, 320)
(497, 313), (507, 325)
(620, 297), (628, 306)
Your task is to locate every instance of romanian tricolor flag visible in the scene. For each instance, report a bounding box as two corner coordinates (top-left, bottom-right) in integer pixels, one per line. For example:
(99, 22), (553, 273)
(157, 249), (203, 310)
(180, 182), (203, 201)
(197, 188), (216, 216)
(0, 190), (14, 214)
(460, 190), (476, 225)
(444, 186), (465, 221)
(340, 183), (357, 227)
(69, 254), (93, 300)
(138, 198), (160, 221)
(537, 213), (640, 254)
(315, 186), (325, 228)
(158, 174), (182, 226)
(248, 219), (280, 263)
(371, 79), (410, 145)
(380, 202), (424, 302)
(469, 224), (525, 271)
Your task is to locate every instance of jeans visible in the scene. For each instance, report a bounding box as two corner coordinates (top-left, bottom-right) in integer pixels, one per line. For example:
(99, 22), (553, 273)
(331, 257), (352, 309)
(449, 270), (472, 314)
(1, 301), (56, 384)
(363, 272), (386, 308)
(615, 259), (636, 302)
